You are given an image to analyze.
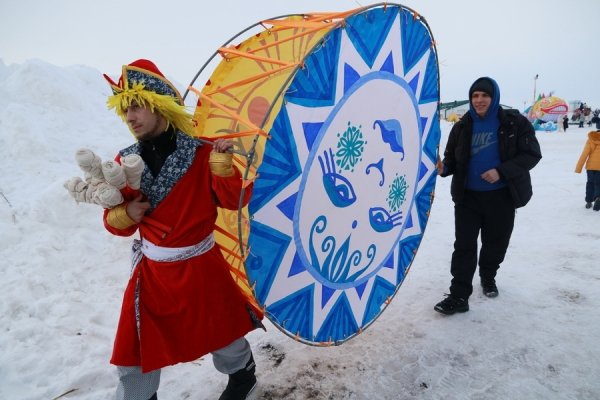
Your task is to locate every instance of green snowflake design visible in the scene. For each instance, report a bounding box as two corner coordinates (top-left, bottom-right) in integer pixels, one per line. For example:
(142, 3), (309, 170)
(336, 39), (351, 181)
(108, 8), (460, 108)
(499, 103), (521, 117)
(387, 174), (409, 212)
(335, 122), (366, 172)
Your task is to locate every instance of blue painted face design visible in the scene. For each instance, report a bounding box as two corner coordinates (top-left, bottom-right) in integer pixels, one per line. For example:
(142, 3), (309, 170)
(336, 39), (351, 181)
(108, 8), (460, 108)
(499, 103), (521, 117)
(294, 72), (422, 289)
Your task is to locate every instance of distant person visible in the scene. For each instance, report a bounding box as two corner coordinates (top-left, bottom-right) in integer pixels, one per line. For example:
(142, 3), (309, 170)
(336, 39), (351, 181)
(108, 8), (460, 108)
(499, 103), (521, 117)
(592, 111), (600, 130)
(101, 59), (264, 400)
(577, 104), (585, 127)
(563, 115), (570, 132)
(557, 117), (564, 132)
(434, 77), (542, 315)
(575, 129), (600, 210)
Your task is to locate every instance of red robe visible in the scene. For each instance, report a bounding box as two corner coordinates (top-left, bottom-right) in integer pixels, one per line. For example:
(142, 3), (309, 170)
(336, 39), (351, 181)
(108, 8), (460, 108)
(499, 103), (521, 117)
(104, 140), (262, 372)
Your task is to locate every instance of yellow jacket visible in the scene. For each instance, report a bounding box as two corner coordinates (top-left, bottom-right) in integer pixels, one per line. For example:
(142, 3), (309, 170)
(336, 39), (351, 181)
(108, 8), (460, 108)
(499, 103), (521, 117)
(575, 131), (600, 172)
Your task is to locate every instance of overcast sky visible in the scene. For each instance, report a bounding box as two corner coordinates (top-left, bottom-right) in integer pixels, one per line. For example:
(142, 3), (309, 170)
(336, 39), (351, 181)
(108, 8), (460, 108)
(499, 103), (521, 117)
(1, 0), (598, 110)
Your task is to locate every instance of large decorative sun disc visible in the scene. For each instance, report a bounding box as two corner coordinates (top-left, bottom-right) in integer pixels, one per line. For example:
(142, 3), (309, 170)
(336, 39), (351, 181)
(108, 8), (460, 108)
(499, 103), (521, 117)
(190, 3), (440, 345)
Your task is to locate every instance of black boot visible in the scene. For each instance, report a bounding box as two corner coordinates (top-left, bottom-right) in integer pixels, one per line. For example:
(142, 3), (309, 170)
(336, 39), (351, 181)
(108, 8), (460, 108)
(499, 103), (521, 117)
(481, 279), (499, 298)
(434, 294), (469, 315)
(218, 354), (257, 400)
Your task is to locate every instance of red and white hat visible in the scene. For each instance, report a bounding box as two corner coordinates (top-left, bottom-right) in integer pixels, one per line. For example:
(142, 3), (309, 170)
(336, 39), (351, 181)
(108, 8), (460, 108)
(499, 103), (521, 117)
(103, 59), (184, 105)
(104, 59), (193, 135)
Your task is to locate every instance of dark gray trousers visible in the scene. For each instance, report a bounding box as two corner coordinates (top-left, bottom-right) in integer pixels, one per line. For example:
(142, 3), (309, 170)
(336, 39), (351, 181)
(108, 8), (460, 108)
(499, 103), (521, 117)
(115, 337), (251, 400)
(585, 170), (600, 203)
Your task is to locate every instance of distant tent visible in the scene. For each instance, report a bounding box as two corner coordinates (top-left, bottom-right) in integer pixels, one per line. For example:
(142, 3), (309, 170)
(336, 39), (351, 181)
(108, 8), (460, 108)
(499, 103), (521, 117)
(446, 112), (460, 123)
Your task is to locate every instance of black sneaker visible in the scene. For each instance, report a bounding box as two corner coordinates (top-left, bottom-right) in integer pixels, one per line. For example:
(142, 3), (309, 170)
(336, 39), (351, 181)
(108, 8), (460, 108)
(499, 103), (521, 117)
(593, 198), (600, 211)
(219, 354), (257, 400)
(481, 279), (499, 298)
(434, 295), (469, 315)
(585, 202), (592, 209)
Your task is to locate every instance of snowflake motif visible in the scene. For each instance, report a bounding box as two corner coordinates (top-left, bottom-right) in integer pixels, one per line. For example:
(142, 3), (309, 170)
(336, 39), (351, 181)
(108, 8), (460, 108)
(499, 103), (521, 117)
(387, 174), (409, 212)
(127, 70), (177, 98)
(335, 122), (365, 172)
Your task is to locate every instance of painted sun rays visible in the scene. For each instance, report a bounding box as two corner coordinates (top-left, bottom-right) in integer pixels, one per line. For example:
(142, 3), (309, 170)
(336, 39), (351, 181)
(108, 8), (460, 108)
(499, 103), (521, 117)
(246, 5), (440, 345)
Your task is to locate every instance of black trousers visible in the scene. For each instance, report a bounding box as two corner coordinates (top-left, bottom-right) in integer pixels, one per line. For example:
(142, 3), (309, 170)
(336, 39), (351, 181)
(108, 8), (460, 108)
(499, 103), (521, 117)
(449, 188), (515, 299)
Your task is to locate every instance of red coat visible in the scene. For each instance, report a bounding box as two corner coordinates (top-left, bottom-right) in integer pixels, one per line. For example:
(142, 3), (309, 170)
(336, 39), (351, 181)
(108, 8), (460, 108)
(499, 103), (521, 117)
(104, 136), (262, 372)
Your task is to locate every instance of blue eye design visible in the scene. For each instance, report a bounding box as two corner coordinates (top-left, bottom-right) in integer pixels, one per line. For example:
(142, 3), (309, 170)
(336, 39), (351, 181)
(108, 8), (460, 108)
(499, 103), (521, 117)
(368, 207), (403, 233)
(318, 148), (356, 208)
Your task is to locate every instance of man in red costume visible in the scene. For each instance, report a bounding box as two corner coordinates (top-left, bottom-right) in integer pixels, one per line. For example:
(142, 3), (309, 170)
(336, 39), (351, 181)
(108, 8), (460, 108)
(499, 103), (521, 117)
(102, 59), (263, 400)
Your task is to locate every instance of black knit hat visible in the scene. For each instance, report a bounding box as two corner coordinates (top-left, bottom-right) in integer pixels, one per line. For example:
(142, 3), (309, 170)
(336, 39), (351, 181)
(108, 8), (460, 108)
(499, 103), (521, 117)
(469, 77), (494, 98)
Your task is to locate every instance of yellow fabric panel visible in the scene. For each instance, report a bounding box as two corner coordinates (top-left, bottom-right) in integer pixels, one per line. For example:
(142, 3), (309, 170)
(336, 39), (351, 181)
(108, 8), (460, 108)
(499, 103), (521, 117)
(191, 15), (334, 306)
(193, 15), (331, 166)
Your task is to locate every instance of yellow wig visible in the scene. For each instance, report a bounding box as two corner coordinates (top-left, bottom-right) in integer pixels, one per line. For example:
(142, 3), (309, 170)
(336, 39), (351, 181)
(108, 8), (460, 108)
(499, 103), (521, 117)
(104, 59), (195, 136)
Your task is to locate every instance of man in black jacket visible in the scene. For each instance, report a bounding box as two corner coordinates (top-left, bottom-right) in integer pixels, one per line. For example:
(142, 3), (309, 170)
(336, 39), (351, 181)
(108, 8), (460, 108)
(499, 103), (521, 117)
(434, 77), (542, 315)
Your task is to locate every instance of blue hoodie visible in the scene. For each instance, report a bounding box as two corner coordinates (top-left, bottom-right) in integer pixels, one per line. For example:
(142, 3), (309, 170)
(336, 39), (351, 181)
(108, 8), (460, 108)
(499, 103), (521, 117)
(466, 77), (506, 191)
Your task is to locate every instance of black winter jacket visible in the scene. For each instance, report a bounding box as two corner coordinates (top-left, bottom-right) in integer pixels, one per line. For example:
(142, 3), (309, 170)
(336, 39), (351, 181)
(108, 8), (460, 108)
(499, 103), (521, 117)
(441, 108), (542, 208)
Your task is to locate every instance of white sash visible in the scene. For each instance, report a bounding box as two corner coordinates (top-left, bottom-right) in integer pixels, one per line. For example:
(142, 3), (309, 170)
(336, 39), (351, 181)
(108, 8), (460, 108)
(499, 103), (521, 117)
(130, 233), (215, 273)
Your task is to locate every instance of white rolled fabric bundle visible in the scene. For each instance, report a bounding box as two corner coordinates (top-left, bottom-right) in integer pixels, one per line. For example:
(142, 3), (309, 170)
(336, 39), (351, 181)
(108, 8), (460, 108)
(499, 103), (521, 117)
(65, 149), (125, 208)
(64, 177), (123, 208)
(64, 177), (89, 203)
(102, 160), (127, 189)
(64, 177), (101, 204)
(93, 182), (124, 208)
(85, 185), (97, 203)
(121, 154), (144, 190)
(75, 149), (104, 185)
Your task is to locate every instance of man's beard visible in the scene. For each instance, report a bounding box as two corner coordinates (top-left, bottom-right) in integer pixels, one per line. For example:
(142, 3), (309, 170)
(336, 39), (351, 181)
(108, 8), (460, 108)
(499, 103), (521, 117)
(132, 118), (164, 141)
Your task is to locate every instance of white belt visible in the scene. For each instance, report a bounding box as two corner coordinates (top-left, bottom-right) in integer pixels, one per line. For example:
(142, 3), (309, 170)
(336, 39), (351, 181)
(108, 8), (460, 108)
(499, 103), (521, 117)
(130, 233), (215, 273)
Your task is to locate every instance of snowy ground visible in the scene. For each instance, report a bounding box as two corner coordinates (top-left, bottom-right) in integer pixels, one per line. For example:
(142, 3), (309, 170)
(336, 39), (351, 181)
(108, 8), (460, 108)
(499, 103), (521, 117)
(1, 60), (599, 400)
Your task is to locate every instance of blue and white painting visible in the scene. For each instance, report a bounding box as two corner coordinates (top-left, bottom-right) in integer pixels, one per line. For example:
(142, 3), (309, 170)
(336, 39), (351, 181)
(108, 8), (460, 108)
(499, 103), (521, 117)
(246, 5), (440, 344)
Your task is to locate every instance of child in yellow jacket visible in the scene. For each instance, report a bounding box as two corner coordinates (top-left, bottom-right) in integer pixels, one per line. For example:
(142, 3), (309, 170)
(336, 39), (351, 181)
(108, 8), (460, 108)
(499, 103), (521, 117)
(575, 130), (600, 210)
